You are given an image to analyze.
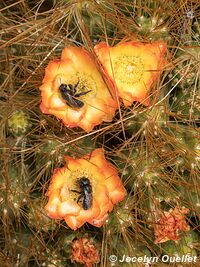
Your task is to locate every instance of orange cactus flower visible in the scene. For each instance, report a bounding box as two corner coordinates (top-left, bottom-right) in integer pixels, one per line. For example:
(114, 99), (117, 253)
(154, 206), (190, 244)
(45, 148), (126, 230)
(40, 46), (117, 132)
(94, 40), (168, 106)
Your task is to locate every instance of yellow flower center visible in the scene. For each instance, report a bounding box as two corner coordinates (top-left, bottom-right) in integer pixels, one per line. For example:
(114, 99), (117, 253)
(60, 72), (97, 100)
(113, 55), (144, 85)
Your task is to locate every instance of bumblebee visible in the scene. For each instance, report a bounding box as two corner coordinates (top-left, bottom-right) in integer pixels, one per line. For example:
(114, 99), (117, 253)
(59, 81), (91, 109)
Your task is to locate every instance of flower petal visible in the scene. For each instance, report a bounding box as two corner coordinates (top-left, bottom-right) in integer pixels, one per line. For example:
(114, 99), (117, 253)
(57, 200), (81, 217)
(64, 215), (85, 230)
(109, 186), (127, 204)
(45, 196), (62, 219)
(46, 168), (70, 194)
(88, 213), (109, 227)
(76, 198), (101, 223)
(88, 148), (106, 168)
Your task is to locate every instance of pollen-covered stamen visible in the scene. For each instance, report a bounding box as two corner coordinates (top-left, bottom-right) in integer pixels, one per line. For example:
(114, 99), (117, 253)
(68, 72), (97, 100)
(113, 56), (144, 85)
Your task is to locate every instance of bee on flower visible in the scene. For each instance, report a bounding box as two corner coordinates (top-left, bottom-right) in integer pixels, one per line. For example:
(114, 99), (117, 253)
(45, 148), (126, 230)
(40, 46), (117, 132)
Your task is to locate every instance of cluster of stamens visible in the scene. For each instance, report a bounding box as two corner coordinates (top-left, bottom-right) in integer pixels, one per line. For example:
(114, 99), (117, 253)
(113, 55), (144, 85)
